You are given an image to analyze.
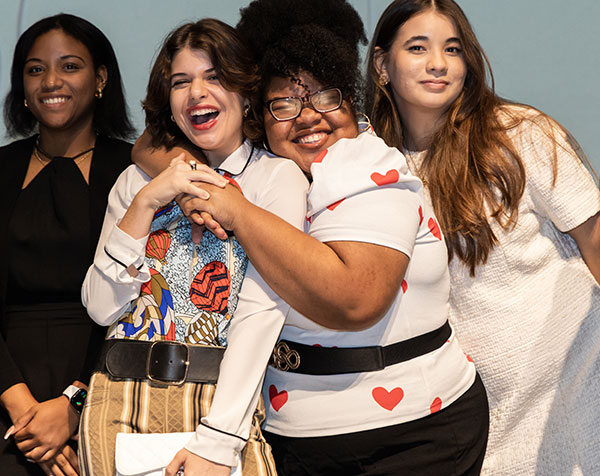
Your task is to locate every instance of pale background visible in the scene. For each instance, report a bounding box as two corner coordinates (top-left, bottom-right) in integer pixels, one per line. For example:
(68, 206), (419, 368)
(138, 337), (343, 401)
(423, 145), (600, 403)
(1, 0), (598, 171)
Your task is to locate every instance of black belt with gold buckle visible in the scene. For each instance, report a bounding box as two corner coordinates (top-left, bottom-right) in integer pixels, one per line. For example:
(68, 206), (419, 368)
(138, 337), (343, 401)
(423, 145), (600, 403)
(270, 321), (451, 375)
(96, 339), (225, 385)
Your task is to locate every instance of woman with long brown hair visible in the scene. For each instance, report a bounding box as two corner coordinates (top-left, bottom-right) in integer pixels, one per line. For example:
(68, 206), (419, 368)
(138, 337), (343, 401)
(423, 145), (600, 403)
(367, 0), (600, 473)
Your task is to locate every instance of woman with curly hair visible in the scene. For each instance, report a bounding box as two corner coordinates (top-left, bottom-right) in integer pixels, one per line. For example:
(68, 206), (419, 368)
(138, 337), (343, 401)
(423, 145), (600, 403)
(367, 0), (600, 474)
(133, 1), (490, 475)
(81, 18), (307, 476)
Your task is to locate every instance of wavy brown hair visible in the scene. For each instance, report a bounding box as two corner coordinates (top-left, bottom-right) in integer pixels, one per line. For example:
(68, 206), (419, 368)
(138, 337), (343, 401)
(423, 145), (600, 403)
(367, 0), (532, 275)
(143, 18), (261, 150)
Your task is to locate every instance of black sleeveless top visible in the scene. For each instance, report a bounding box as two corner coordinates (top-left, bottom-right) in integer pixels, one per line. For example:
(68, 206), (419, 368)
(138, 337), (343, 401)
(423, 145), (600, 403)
(7, 157), (91, 304)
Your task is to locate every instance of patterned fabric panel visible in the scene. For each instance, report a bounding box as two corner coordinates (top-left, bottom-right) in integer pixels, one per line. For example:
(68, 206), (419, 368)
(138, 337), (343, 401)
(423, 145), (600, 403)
(108, 203), (248, 346)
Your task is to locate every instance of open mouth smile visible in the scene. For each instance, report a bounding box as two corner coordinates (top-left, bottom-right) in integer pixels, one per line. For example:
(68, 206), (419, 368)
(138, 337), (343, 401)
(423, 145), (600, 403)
(187, 105), (219, 129)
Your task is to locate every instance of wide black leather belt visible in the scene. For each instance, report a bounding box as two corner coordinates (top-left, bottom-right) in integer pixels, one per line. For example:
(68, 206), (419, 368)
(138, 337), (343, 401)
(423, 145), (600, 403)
(96, 339), (225, 385)
(270, 321), (451, 375)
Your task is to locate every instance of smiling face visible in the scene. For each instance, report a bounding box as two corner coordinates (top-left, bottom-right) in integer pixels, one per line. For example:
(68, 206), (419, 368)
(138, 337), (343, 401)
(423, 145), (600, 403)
(23, 28), (105, 135)
(263, 74), (358, 174)
(169, 47), (245, 167)
(379, 9), (467, 124)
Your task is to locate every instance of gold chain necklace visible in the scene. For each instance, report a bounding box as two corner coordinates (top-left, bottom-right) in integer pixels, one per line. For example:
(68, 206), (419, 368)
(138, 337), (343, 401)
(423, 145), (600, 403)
(34, 137), (95, 167)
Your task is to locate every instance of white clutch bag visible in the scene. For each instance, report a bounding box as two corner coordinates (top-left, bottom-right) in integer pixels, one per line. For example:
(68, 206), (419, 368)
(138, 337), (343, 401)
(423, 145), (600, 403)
(115, 432), (243, 476)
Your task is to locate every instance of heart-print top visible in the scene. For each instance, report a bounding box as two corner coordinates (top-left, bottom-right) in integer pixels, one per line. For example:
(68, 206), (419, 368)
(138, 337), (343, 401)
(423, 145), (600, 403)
(263, 132), (476, 437)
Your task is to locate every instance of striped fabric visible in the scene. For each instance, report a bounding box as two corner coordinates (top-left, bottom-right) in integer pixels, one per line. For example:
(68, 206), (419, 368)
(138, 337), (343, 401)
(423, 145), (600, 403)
(79, 372), (276, 476)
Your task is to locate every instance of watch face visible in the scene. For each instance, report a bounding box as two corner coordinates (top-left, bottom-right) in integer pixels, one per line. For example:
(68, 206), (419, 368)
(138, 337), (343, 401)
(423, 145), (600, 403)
(71, 389), (87, 413)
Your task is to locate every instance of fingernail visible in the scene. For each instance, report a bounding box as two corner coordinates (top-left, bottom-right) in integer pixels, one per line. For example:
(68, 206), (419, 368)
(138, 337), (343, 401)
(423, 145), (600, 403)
(3, 425), (14, 440)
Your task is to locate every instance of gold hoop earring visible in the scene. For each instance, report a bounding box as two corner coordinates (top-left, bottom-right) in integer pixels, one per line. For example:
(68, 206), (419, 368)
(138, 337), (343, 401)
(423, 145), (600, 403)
(357, 112), (373, 134)
(378, 74), (390, 87)
(243, 104), (251, 118)
(24, 99), (29, 108)
(95, 88), (103, 99)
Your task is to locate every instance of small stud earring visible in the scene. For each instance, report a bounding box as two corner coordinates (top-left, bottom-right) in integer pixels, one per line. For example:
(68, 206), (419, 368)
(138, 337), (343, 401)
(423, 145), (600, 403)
(378, 74), (390, 87)
(243, 104), (251, 118)
(95, 88), (103, 99)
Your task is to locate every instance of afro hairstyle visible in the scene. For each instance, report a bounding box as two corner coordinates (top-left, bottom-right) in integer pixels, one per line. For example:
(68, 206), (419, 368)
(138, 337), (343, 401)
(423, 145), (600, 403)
(236, 0), (367, 105)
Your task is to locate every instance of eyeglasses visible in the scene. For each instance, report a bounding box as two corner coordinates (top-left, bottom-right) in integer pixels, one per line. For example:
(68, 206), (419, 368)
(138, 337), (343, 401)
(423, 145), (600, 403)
(265, 88), (343, 121)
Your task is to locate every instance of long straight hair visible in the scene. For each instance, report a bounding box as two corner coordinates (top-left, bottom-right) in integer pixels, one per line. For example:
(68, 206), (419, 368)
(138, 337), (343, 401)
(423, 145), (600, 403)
(367, 0), (532, 275)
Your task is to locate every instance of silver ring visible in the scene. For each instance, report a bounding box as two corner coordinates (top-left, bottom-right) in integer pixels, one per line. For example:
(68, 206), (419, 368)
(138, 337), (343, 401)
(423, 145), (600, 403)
(189, 160), (197, 171)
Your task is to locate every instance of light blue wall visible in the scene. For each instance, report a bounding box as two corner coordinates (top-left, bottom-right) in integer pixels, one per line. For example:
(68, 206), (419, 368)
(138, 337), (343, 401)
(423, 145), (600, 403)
(1, 0), (598, 171)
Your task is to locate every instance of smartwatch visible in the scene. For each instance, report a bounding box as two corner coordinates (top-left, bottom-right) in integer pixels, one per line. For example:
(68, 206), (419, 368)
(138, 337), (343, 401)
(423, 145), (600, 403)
(62, 385), (87, 414)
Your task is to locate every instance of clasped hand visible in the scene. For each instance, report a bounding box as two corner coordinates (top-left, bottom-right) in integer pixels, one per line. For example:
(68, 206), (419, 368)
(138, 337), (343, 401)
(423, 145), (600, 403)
(9, 396), (80, 475)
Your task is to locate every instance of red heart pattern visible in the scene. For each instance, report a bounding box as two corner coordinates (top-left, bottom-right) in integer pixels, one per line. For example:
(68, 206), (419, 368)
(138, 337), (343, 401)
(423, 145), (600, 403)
(401, 280), (408, 294)
(370, 169), (399, 186)
(465, 353), (473, 363)
(313, 150), (328, 164)
(269, 384), (288, 412)
(372, 386), (404, 411)
(418, 206), (424, 225)
(428, 217), (442, 240)
(430, 397), (442, 414)
(326, 198), (345, 211)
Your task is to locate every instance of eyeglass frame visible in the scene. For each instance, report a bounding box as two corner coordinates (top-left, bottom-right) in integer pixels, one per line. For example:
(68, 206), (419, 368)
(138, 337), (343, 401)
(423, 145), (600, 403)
(264, 88), (344, 122)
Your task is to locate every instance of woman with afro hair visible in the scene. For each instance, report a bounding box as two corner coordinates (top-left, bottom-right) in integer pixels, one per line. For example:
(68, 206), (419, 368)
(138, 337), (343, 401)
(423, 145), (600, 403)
(136, 1), (489, 475)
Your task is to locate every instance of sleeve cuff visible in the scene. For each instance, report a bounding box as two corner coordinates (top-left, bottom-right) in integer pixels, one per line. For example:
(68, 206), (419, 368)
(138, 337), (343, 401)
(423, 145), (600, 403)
(103, 224), (150, 282)
(185, 421), (246, 467)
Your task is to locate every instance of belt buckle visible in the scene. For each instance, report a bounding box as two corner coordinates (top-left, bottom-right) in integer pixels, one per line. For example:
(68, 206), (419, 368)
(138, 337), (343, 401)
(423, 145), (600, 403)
(271, 341), (300, 372)
(146, 341), (190, 386)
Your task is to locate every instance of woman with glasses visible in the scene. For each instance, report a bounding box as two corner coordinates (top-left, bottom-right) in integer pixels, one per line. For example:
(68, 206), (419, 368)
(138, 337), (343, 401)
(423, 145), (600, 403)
(80, 18), (307, 476)
(136, 1), (489, 475)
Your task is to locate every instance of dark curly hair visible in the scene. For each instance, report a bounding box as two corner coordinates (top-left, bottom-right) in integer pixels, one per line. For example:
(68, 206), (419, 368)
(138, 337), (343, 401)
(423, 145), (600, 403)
(143, 18), (261, 150)
(236, 0), (367, 142)
(3, 13), (134, 139)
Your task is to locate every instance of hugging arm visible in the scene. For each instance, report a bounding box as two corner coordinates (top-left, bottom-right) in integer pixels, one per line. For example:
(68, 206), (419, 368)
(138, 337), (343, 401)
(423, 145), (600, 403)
(132, 129), (208, 178)
(181, 183), (415, 331)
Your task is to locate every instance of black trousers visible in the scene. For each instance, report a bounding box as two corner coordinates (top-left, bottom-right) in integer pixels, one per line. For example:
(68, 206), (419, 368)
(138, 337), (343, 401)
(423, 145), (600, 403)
(264, 373), (489, 476)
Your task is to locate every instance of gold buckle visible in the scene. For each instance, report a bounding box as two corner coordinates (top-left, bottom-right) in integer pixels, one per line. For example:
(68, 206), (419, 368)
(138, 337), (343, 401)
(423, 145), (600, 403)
(271, 341), (300, 372)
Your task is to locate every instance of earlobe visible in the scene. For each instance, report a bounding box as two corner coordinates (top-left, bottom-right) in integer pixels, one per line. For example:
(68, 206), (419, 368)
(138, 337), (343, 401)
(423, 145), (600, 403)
(96, 65), (108, 89)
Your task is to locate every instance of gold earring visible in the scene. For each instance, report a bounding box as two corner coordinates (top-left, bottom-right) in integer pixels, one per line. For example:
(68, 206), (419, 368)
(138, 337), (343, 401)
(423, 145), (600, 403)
(95, 88), (103, 99)
(170, 115), (175, 122)
(24, 99), (29, 108)
(243, 104), (251, 117)
(379, 74), (390, 87)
